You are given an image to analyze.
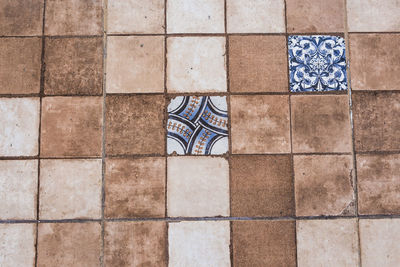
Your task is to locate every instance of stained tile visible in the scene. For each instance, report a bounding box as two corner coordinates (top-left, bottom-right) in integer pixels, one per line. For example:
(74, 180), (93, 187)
(167, 37), (227, 93)
(297, 219), (359, 267)
(226, 0), (285, 33)
(232, 221), (296, 267)
(350, 34), (400, 91)
(231, 155), (294, 217)
(106, 36), (164, 93)
(40, 97), (103, 157)
(45, 0), (102, 35)
(169, 221), (230, 267)
(294, 155), (355, 216)
(104, 221), (167, 266)
(105, 95), (164, 155)
(167, 0), (224, 33)
(108, 0), (164, 34)
(167, 96), (228, 155)
(352, 92), (400, 152)
(291, 95), (351, 153)
(0, 38), (41, 94)
(105, 157), (165, 218)
(231, 95), (290, 154)
(39, 159), (102, 220)
(357, 154), (400, 215)
(37, 223), (101, 267)
(167, 157), (229, 217)
(229, 35), (288, 93)
(44, 37), (103, 95)
(0, 98), (40, 156)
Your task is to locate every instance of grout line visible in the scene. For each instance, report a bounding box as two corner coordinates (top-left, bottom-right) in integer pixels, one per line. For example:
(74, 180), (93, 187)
(164, 1), (169, 266)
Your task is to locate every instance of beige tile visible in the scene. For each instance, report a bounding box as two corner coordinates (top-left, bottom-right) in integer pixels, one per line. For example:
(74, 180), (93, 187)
(167, 0), (224, 33)
(297, 219), (359, 267)
(167, 157), (229, 217)
(0, 224), (36, 267)
(169, 221), (230, 267)
(106, 36), (164, 93)
(0, 98), (40, 156)
(227, 0), (285, 33)
(167, 37), (227, 93)
(39, 159), (102, 220)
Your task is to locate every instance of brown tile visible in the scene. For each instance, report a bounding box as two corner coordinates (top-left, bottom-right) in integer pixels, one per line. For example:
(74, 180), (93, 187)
(45, 0), (102, 35)
(229, 35), (287, 93)
(291, 95), (352, 153)
(352, 92), (400, 152)
(357, 154), (400, 215)
(231, 95), (290, 153)
(41, 97), (102, 157)
(286, 0), (345, 33)
(232, 220), (296, 267)
(350, 34), (400, 91)
(105, 95), (165, 156)
(0, 38), (41, 94)
(37, 223), (101, 267)
(104, 221), (167, 266)
(44, 37), (103, 95)
(294, 155), (355, 216)
(0, 0), (43, 36)
(105, 157), (165, 218)
(231, 155), (294, 217)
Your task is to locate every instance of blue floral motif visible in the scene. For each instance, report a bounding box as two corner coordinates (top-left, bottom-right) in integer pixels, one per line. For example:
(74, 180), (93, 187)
(288, 35), (347, 92)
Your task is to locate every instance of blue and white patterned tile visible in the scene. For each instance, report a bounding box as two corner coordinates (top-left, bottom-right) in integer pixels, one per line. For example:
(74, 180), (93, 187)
(288, 35), (347, 92)
(167, 96), (228, 155)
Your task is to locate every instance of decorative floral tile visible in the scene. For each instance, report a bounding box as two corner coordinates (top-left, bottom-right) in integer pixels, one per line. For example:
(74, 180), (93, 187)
(167, 96), (228, 155)
(288, 35), (347, 92)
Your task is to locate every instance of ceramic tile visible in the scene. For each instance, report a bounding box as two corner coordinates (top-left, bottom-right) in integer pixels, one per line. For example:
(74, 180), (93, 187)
(106, 36), (164, 93)
(168, 221), (230, 267)
(0, 98), (40, 156)
(167, 157), (229, 217)
(167, 96), (228, 155)
(167, 37), (227, 93)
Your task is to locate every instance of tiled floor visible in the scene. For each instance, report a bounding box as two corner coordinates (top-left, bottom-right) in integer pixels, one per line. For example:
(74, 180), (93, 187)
(1, 0), (400, 266)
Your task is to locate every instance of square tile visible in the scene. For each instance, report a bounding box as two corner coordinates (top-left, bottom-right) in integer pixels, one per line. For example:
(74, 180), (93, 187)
(288, 35), (347, 92)
(231, 155), (294, 217)
(104, 221), (167, 266)
(291, 95), (352, 153)
(105, 95), (164, 155)
(44, 37), (103, 95)
(105, 157), (165, 218)
(167, 96), (228, 155)
(167, 157), (229, 217)
(167, 0), (224, 33)
(0, 98), (40, 156)
(41, 96), (103, 157)
(45, 0), (102, 35)
(168, 221), (230, 267)
(357, 154), (400, 215)
(297, 219), (359, 267)
(350, 34), (400, 91)
(106, 36), (164, 93)
(229, 35), (288, 93)
(352, 92), (400, 152)
(0, 224), (36, 266)
(294, 155), (355, 216)
(232, 221), (296, 266)
(37, 223), (101, 266)
(0, 160), (37, 220)
(231, 95), (290, 154)
(167, 37), (227, 93)
(39, 159), (102, 220)
(108, 0), (164, 34)
(0, 38), (41, 94)
(226, 0), (285, 33)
